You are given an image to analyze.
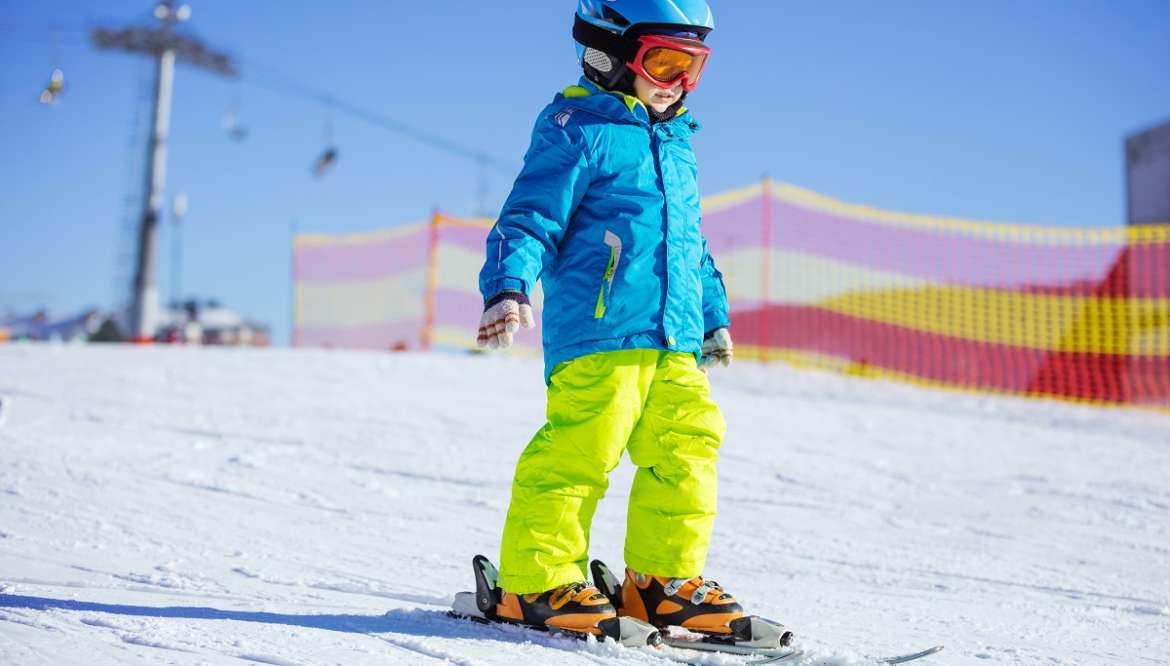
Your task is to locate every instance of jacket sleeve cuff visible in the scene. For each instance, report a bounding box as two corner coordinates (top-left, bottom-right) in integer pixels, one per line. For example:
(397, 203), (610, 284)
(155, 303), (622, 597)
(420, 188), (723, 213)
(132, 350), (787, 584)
(485, 290), (531, 310)
(704, 325), (730, 340)
(703, 318), (730, 338)
(482, 277), (529, 304)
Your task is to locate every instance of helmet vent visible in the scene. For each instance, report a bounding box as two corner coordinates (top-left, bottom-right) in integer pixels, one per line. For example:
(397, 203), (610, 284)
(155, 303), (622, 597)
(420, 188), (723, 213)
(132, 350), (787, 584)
(584, 48), (614, 73)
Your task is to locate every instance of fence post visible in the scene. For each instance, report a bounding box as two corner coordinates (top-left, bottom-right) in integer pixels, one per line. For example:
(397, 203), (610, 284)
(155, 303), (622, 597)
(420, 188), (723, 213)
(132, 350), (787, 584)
(422, 209), (442, 351)
(760, 176), (773, 363)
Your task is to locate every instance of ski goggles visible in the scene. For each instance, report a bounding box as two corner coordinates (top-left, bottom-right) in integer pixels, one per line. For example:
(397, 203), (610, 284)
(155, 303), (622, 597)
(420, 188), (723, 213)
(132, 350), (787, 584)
(627, 34), (711, 92)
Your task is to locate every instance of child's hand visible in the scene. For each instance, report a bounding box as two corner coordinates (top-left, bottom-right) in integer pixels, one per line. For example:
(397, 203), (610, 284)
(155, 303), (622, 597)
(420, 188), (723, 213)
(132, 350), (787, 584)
(699, 328), (733, 370)
(476, 291), (535, 350)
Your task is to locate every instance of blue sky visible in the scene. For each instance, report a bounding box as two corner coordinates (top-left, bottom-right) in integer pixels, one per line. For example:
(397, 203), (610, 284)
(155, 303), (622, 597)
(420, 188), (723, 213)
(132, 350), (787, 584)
(2, 0), (1168, 345)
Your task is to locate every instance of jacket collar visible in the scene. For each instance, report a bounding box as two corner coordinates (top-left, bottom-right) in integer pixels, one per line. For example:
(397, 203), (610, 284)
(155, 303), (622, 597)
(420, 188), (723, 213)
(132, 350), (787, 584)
(559, 77), (700, 136)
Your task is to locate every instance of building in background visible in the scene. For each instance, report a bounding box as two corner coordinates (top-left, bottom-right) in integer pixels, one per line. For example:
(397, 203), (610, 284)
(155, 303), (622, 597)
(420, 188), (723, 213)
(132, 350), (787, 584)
(1127, 118), (1170, 226)
(0, 301), (269, 347)
(0, 310), (104, 342)
(157, 300), (271, 347)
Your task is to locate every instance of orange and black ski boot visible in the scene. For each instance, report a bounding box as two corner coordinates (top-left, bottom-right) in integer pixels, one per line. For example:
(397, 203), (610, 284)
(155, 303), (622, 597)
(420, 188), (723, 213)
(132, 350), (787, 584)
(462, 555), (618, 638)
(451, 556), (661, 646)
(620, 570), (745, 635)
(590, 559), (794, 648)
(494, 580), (619, 637)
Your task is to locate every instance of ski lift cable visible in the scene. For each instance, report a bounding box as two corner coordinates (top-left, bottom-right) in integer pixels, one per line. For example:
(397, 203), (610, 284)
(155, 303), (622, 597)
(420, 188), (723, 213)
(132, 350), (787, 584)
(238, 59), (516, 175)
(0, 28), (517, 175)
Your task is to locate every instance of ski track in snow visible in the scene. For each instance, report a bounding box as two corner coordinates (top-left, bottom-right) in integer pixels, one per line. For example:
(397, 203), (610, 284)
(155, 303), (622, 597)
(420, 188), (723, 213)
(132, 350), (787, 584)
(0, 343), (1168, 664)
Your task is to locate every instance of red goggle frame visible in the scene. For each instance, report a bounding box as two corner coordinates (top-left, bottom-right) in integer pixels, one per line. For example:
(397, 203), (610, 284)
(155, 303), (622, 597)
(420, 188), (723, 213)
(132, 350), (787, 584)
(626, 34), (711, 92)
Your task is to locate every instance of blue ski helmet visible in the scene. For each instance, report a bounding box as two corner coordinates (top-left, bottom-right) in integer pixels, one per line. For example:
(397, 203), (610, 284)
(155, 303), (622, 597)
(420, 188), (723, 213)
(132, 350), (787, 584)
(574, 0), (715, 91)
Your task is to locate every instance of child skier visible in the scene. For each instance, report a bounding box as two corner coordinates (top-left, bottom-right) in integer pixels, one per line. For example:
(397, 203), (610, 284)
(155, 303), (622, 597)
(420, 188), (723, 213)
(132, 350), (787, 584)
(475, 0), (741, 640)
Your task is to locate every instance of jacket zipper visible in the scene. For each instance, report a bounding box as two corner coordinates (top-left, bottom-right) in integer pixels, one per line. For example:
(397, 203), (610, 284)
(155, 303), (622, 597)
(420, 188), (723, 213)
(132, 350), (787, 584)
(652, 126), (672, 338)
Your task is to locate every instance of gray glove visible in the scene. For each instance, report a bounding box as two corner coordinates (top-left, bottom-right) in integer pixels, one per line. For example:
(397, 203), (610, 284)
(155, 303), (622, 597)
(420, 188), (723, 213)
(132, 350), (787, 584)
(699, 327), (733, 369)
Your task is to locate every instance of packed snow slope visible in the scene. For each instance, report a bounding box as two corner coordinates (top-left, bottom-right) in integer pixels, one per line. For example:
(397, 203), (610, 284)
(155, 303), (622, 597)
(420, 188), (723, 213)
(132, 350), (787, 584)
(1, 344), (1168, 665)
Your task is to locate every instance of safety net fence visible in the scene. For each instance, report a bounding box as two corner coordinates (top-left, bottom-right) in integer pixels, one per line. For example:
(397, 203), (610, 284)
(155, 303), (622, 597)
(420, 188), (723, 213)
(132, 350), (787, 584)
(293, 214), (542, 354)
(294, 181), (1170, 409)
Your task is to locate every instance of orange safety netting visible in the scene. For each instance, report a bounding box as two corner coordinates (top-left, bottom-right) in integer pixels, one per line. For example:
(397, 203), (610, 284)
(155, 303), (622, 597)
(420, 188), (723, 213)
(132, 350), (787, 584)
(293, 182), (1170, 409)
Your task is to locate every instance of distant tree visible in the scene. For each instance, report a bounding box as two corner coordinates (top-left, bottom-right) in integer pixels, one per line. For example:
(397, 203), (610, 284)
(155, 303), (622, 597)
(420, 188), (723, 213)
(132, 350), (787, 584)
(90, 317), (125, 343)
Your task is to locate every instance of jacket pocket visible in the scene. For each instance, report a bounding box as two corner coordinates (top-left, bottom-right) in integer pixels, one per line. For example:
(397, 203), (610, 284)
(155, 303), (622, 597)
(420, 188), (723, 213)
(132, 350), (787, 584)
(594, 230), (623, 319)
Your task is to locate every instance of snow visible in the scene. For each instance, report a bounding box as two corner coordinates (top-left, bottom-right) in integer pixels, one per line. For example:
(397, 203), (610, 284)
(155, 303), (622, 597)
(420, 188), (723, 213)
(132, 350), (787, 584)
(0, 343), (1168, 665)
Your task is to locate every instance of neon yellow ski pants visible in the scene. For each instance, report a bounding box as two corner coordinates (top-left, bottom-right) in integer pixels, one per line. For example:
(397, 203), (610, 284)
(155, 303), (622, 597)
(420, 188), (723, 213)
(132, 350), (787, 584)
(498, 349), (727, 593)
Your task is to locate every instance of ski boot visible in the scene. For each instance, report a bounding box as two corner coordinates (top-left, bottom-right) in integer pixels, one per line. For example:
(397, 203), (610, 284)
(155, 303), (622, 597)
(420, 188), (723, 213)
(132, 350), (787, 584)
(495, 580), (618, 636)
(619, 569), (744, 635)
(450, 555), (661, 646)
(591, 559), (794, 649)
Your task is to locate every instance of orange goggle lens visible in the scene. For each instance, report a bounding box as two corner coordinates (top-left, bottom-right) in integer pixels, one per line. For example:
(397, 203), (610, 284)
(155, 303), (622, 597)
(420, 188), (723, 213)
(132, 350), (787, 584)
(641, 47), (707, 84)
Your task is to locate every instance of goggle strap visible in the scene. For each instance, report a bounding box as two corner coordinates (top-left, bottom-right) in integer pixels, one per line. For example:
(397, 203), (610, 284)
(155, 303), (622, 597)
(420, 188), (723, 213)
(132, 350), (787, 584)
(573, 16), (640, 63)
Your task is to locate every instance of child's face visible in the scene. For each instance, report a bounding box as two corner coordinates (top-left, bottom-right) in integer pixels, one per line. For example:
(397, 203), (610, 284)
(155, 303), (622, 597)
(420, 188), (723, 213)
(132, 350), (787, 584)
(633, 75), (684, 114)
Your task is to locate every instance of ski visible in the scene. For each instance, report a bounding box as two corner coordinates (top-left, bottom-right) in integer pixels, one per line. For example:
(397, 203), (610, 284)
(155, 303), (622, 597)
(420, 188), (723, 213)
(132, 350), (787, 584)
(658, 635), (942, 664)
(449, 602), (799, 665)
(590, 559), (943, 665)
(657, 638), (942, 665)
(661, 633), (804, 663)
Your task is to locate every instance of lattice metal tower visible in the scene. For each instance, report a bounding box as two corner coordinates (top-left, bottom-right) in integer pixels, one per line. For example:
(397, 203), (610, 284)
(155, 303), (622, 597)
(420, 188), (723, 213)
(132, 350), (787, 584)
(92, 1), (236, 341)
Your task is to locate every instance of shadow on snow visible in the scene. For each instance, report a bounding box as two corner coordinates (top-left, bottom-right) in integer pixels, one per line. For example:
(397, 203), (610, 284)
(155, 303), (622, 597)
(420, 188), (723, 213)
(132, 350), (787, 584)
(0, 593), (506, 642)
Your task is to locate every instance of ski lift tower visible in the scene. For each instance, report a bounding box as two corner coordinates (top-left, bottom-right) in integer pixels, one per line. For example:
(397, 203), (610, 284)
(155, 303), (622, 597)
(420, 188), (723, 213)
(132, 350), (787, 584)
(92, 1), (237, 342)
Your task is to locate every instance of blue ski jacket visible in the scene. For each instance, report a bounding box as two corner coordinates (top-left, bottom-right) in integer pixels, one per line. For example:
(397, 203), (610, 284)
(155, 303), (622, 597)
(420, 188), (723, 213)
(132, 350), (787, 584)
(479, 78), (730, 383)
